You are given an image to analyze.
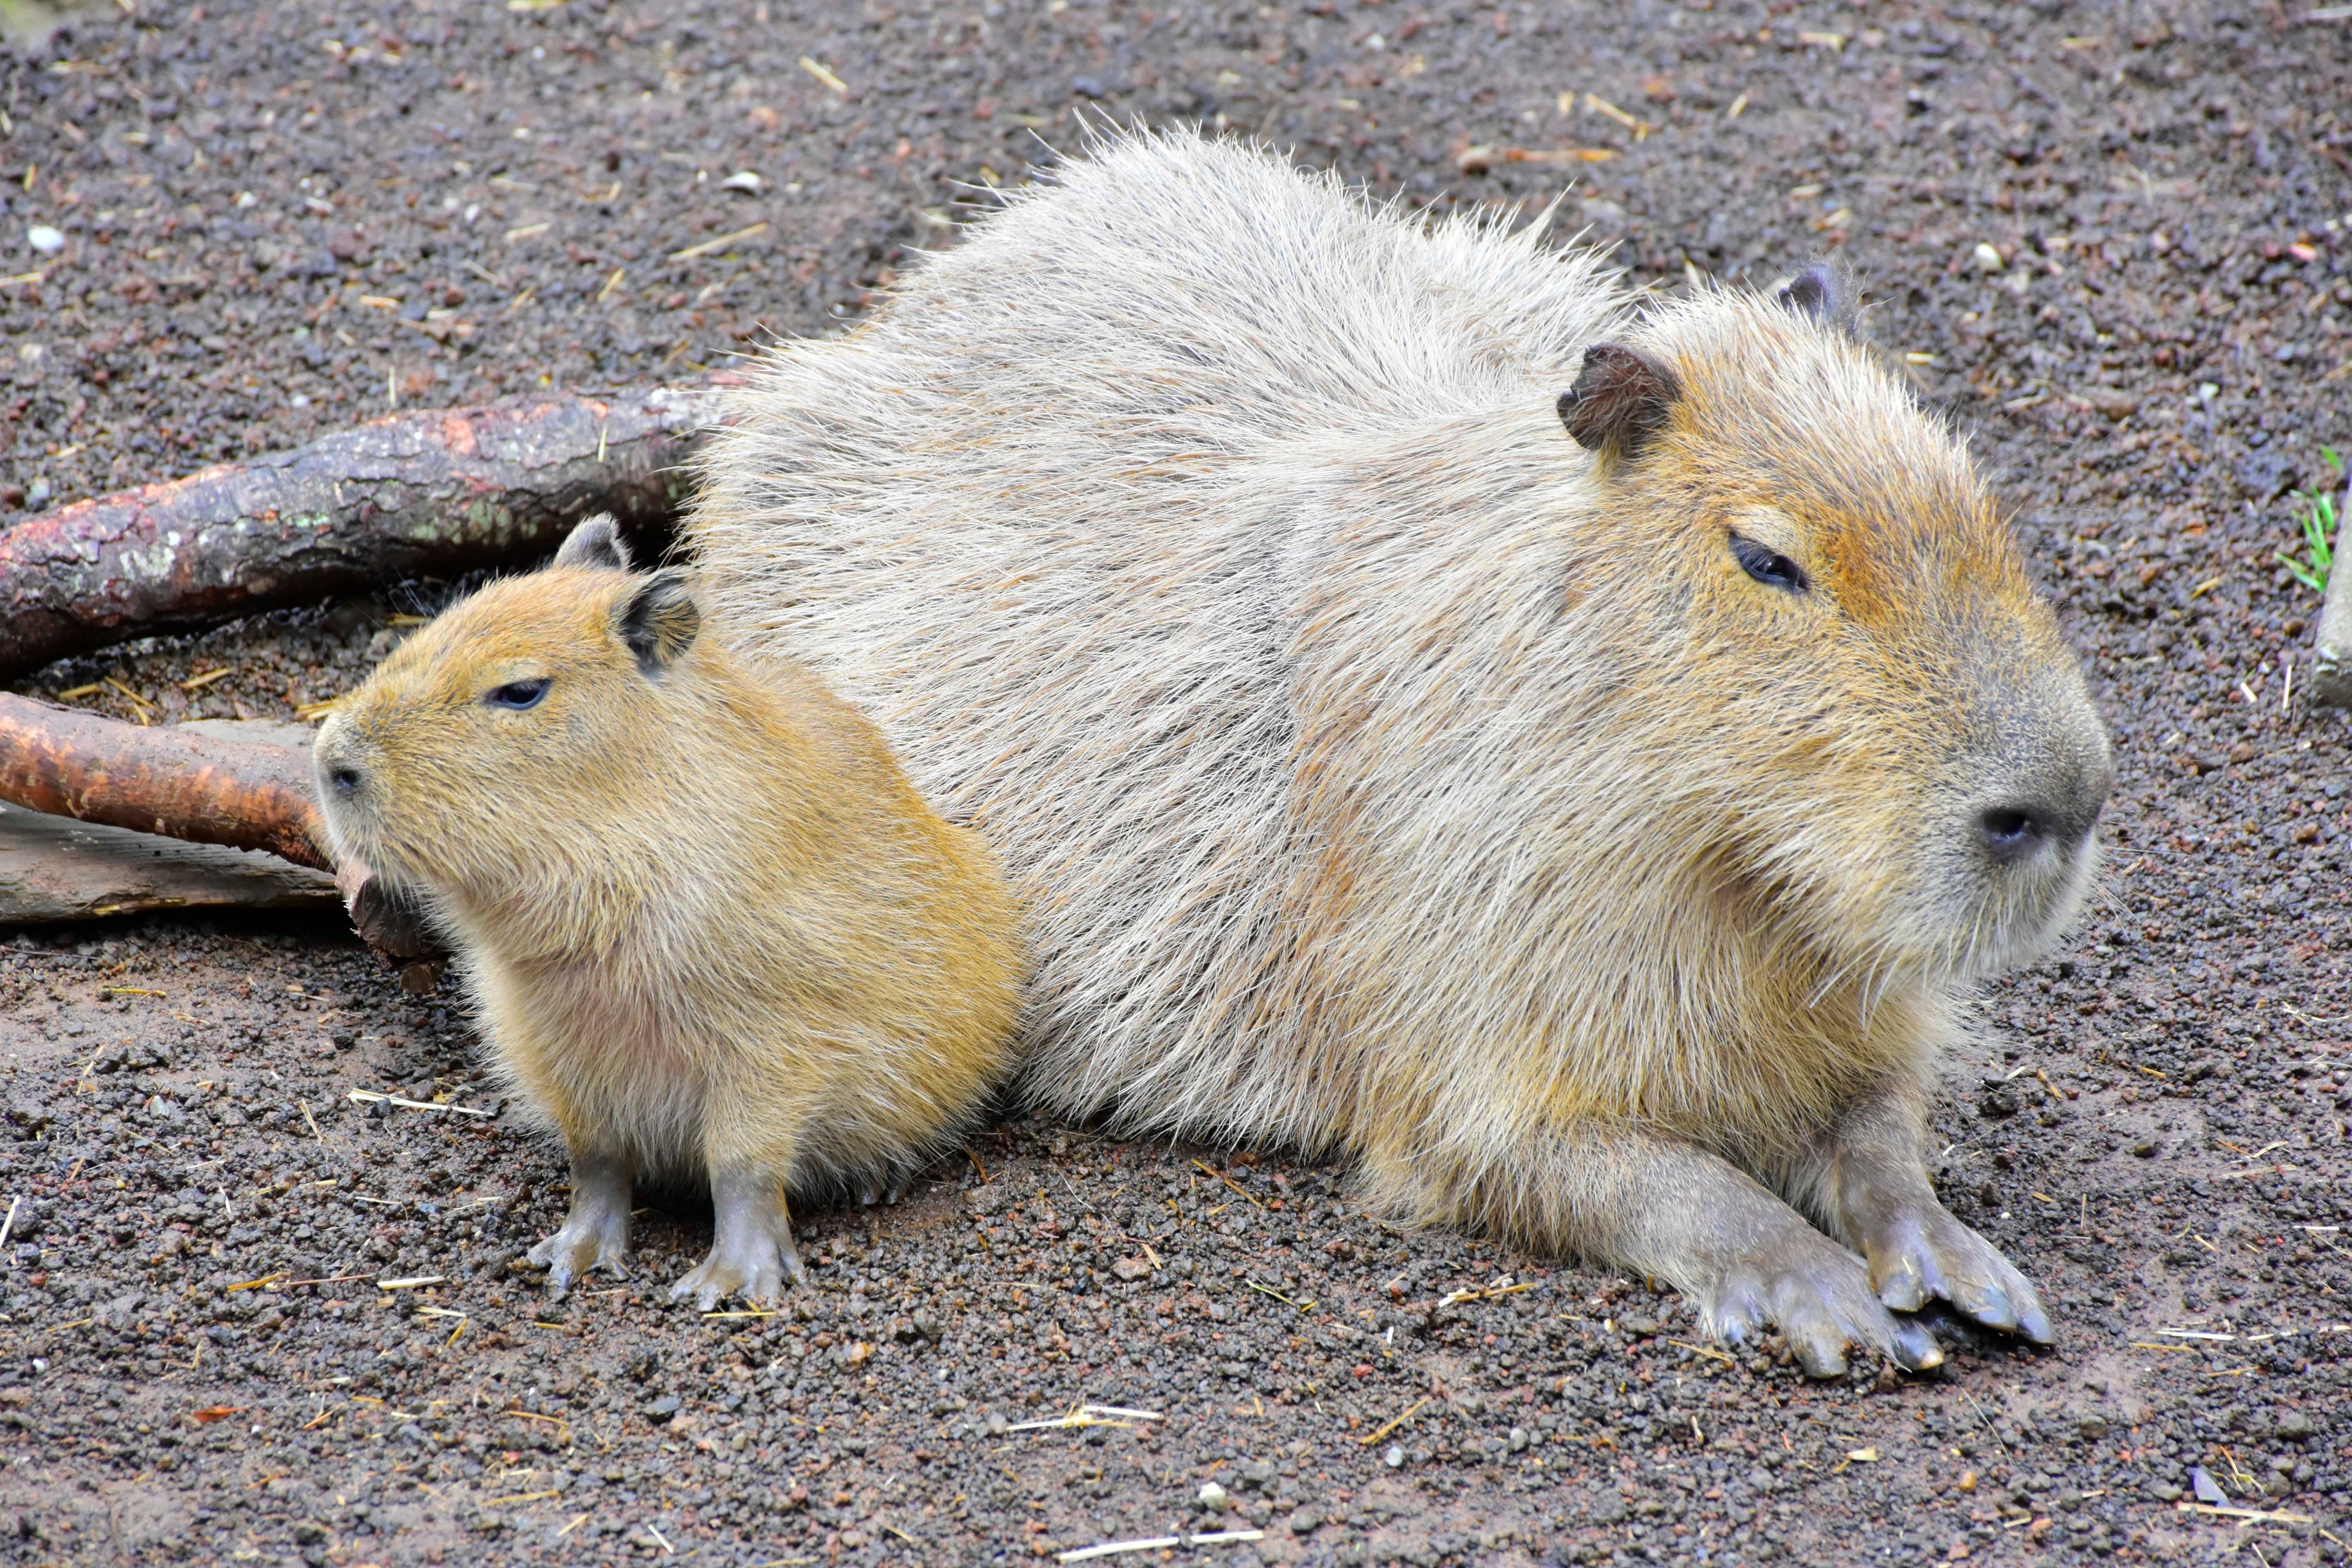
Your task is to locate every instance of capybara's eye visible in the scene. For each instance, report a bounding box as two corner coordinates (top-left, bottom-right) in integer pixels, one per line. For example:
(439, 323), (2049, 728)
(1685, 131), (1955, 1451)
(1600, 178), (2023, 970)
(485, 678), (552, 710)
(1728, 533), (1810, 595)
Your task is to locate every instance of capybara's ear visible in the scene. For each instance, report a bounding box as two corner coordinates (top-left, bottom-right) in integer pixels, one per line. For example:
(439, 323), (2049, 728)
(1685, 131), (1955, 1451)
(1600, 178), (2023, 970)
(1777, 262), (1857, 333)
(555, 513), (633, 572)
(617, 569), (701, 677)
(1557, 344), (1682, 463)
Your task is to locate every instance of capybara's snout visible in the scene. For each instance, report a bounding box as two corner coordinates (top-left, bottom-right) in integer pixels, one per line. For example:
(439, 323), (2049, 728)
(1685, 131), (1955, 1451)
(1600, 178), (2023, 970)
(1970, 725), (2113, 870)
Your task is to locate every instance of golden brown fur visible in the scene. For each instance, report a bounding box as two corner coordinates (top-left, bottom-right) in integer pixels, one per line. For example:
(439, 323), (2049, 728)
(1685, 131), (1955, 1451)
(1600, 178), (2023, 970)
(312, 522), (1022, 1303)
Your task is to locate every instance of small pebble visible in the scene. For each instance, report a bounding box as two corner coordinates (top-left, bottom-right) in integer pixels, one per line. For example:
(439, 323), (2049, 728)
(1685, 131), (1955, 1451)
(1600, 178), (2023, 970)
(1198, 1482), (1228, 1511)
(27, 225), (63, 254)
(1958, 1470), (1977, 1493)
(1383, 1444), (1404, 1468)
(1971, 241), (2004, 273)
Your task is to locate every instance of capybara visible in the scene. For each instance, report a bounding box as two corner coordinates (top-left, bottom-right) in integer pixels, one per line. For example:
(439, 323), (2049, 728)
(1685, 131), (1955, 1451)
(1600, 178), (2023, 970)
(312, 516), (1024, 1306)
(688, 133), (2111, 1371)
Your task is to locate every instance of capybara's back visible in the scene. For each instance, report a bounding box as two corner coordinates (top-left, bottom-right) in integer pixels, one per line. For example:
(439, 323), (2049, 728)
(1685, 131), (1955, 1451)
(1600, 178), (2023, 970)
(691, 131), (2111, 1374)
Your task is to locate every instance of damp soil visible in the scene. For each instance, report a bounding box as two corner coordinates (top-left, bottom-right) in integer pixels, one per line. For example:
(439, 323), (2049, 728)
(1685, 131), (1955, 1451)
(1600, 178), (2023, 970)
(2, 1), (2351, 1565)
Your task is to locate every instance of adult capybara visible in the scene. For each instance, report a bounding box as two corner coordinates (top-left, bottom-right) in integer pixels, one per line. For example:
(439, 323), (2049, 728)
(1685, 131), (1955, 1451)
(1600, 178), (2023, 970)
(688, 133), (2111, 1373)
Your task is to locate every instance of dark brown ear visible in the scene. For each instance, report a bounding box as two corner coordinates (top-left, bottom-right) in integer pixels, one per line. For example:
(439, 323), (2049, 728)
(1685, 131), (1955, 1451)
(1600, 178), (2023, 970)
(555, 512), (632, 572)
(1778, 262), (1857, 333)
(1557, 344), (1682, 462)
(617, 569), (700, 678)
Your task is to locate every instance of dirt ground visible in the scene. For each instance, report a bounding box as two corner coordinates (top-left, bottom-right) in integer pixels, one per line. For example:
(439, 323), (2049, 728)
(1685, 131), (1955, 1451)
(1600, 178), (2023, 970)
(2, 0), (2350, 1564)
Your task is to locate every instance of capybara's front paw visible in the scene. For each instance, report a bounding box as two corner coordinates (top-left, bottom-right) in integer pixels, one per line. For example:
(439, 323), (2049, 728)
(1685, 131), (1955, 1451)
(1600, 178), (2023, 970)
(1704, 1230), (1943, 1379)
(674, 1171), (810, 1310)
(1855, 1200), (2053, 1345)
(526, 1212), (628, 1296)
(670, 1234), (805, 1311)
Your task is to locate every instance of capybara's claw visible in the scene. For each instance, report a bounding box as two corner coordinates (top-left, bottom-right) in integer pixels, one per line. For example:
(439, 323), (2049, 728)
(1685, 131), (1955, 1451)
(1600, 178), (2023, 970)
(1857, 1200), (2053, 1347)
(1707, 1230), (1943, 1380)
(671, 1249), (785, 1311)
(527, 1224), (627, 1297)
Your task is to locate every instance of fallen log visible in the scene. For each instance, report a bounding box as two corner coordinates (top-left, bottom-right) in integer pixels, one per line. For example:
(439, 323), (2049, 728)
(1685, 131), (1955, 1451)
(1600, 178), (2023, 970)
(0, 694), (327, 867)
(0, 384), (726, 680)
(0, 696), (438, 957)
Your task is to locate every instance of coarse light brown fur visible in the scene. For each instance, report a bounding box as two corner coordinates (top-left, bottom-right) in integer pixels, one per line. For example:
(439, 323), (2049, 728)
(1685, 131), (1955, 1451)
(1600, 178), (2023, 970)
(312, 533), (1022, 1301)
(688, 131), (2111, 1367)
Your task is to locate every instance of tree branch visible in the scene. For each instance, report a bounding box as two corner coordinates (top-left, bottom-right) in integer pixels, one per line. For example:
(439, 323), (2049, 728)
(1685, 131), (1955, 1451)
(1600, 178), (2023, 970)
(0, 384), (726, 680)
(0, 695), (439, 958)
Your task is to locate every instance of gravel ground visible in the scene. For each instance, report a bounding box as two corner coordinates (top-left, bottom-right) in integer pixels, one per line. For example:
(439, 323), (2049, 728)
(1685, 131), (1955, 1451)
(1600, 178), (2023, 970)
(4, 1), (2352, 1564)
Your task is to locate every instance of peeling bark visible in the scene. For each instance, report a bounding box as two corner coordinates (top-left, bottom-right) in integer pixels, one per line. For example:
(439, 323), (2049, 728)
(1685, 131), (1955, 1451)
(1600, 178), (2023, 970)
(0, 384), (726, 680)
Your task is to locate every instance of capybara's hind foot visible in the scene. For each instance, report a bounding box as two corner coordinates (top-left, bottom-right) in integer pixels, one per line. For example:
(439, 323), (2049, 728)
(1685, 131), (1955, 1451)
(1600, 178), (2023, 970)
(528, 1149), (634, 1297)
(1853, 1199), (2053, 1344)
(858, 1174), (911, 1207)
(1705, 1230), (1943, 1380)
(673, 1168), (808, 1310)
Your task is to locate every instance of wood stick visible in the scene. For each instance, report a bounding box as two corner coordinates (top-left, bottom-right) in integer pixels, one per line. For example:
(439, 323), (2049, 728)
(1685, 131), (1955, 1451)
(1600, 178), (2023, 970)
(0, 695), (438, 957)
(0, 694), (326, 867)
(0, 385), (726, 680)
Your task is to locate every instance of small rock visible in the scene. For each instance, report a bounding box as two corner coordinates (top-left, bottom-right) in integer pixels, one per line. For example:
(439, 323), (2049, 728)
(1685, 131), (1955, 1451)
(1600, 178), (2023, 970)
(985, 1411), (1010, 1436)
(720, 170), (762, 192)
(1617, 1314), (1660, 1337)
(1383, 1444), (1404, 1468)
(291, 1522), (327, 1544)
(1288, 1508), (1321, 1534)
(642, 1395), (682, 1423)
(2236, 450), (2301, 501)
(2277, 1410), (2316, 1440)
(2191, 1465), (2228, 1505)
(1578, 197), (1628, 237)
(1971, 241), (2004, 273)
(1110, 1256), (1152, 1282)
(2146, 1480), (2183, 1502)
(26, 226), (63, 255)
(1507, 1426), (1529, 1453)
(1198, 1482), (1228, 1512)
(2076, 1414), (2110, 1440)
(1072, 75), (1106, 98)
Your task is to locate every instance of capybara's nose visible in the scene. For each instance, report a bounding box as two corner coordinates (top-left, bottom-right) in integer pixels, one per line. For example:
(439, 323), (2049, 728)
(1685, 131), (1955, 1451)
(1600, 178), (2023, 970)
(1978, 803), (2055, 864)
(1979, 750), (2111, 865)
(315, 732), (366, 800)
